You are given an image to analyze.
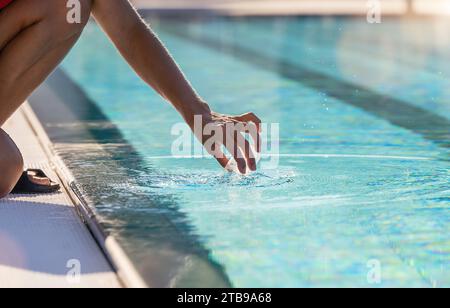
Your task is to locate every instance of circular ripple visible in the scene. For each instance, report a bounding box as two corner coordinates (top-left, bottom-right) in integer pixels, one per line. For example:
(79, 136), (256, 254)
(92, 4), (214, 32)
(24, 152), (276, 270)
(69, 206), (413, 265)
(141, 168), (297, 190)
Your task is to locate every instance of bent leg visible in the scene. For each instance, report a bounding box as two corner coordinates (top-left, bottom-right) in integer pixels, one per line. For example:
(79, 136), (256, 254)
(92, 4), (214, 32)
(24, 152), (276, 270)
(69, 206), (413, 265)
(0, 0), (92, 196)
(0, 0), (92, 126)
(0, 129), (23, 198)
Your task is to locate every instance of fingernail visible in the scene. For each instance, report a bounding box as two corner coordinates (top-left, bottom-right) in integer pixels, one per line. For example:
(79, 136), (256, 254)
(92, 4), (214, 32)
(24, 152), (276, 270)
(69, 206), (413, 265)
(238, 163), (246, 174)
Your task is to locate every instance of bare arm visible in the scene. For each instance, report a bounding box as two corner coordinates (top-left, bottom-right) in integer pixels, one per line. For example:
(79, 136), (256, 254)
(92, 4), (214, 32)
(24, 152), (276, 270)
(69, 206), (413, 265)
(91, 0), (203, 117)
(91, 0), (261, 173)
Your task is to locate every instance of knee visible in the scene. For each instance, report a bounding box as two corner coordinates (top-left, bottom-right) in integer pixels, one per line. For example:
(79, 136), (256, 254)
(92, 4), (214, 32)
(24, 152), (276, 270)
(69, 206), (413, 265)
(0, 139), (23, 198)
(40, 0), (92, 43)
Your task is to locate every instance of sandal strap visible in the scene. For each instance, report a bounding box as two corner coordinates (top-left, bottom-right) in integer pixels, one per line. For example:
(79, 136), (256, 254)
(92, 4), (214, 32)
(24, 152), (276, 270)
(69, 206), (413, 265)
(25, 169), (50, 178)
(11, 169), (60, 194)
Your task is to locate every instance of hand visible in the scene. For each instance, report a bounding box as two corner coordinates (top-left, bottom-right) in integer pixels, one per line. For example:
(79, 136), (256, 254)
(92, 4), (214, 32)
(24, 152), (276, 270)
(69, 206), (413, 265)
(184, 103), (262, 174)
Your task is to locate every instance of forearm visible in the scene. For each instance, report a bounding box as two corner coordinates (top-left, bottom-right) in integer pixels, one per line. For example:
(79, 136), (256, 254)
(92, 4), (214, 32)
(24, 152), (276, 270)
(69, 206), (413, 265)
(91, 0), (261, 173)
(91, 0), (209, 122)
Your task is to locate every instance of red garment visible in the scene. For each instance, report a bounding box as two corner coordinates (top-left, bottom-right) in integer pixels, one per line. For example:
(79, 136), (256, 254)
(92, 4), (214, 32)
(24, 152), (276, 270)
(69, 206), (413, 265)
(0, 0), (13, 9)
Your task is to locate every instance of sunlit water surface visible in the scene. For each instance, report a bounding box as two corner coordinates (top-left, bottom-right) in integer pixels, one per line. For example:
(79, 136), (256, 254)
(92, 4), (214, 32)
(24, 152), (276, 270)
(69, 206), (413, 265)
(55, 17), (450, 287)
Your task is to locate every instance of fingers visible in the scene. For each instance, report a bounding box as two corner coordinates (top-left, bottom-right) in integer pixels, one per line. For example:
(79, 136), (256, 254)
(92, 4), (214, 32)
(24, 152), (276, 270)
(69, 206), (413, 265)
(214, 148), (231, 170)
(223, 125), (258, 173)
(240, 134), (257, 172)
(204, 136), (231, 170)
(243, 122), (261, 153)
(234, 112), (262, 132)
(234, 113), (261, 153)
(224, 129), (247, 174)
(232, 123), (257, 172)
(201, 112), (263, 174)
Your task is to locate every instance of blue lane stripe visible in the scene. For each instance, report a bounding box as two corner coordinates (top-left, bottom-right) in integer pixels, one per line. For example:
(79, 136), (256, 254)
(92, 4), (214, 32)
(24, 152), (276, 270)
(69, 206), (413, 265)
(163, 24), (450, 151)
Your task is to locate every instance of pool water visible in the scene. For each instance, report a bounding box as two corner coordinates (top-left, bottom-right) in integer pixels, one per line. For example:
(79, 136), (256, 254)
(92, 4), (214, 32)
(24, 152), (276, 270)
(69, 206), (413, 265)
(55, 16), (449, 287)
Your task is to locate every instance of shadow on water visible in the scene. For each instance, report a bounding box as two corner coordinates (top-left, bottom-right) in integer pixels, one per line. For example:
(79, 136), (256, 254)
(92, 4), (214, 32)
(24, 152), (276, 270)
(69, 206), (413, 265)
(162, 18), (450, 153)
(29, 68), (232, 287)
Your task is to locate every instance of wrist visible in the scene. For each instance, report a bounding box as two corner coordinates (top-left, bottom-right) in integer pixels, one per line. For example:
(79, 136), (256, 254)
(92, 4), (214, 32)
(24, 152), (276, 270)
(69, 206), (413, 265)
(180, 99), (211, 125)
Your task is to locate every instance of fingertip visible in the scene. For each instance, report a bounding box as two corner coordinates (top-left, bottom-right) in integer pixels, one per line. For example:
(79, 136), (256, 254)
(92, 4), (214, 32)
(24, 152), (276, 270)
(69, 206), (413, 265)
(237, 159), (247, 175)
(248, 158), (257, 171)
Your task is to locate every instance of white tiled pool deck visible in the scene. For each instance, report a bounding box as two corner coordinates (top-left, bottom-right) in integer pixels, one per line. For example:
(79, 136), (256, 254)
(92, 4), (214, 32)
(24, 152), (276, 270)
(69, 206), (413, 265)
(0, 106), (121, 288)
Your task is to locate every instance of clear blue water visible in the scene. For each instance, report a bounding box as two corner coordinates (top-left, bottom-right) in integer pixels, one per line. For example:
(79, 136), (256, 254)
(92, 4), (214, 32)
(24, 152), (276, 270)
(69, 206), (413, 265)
(56, 17), (449, 287)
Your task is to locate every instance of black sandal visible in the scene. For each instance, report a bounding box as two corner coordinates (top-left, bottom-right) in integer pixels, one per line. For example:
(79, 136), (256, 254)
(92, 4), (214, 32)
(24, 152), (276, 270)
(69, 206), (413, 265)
(12, 169), (61, 194)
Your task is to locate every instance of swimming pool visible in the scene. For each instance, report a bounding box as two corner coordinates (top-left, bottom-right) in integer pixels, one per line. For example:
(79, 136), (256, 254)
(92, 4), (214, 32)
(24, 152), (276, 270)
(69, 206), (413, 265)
(45, 16), (449, 287)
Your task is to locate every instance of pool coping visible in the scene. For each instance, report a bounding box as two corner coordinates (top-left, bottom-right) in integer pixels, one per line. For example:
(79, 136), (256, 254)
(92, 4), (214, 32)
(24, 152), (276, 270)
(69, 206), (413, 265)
(21, 103), (148, 288)
(1, 109), (121, 288)
(28, 66), (234, 288)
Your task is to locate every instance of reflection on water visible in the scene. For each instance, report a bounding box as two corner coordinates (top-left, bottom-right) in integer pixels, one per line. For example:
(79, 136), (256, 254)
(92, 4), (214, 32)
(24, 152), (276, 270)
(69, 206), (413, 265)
(39, 16), (450, 287)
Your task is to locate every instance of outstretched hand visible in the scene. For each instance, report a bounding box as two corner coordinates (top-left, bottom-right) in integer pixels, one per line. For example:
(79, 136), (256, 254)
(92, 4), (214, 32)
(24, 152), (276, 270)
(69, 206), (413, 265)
(187, 105), (262, 174)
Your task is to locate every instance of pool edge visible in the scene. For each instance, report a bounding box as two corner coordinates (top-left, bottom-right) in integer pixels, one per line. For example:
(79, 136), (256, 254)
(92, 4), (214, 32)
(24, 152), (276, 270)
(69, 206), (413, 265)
(21, 102), (148, 289)
(133, 0), (409, 17)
